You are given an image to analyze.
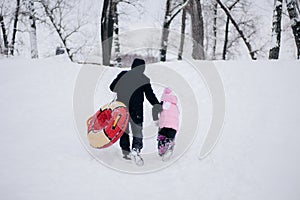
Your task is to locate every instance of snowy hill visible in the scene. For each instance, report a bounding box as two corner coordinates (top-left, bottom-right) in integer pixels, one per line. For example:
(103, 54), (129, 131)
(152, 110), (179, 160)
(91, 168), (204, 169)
(0, 57), (300, 200)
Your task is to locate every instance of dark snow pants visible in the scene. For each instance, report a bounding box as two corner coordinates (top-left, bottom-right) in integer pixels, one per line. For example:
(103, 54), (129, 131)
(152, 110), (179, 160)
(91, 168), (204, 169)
(120, 119), (143, 154)
(158, 128), (176, 140)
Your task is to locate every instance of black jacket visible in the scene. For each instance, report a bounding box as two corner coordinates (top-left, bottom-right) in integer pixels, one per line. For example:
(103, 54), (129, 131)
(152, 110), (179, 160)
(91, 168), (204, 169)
(109, 59), (160, 124)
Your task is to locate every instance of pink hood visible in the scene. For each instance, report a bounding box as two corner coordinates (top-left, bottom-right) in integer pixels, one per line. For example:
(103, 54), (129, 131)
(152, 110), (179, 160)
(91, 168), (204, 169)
(161, 92), (178, 105)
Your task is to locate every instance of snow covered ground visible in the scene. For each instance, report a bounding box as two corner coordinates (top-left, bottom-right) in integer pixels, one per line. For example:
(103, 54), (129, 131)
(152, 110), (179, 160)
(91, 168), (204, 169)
(0, 57), (300, 200)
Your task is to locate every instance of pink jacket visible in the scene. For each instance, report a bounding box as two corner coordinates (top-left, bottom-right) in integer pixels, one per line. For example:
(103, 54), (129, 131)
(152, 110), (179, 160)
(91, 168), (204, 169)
(159, 88), (180, 131)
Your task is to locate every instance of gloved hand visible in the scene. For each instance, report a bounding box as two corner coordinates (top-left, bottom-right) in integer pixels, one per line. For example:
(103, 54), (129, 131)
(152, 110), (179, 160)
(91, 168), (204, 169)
(152, 103), (163, 121)
(153, 120), (159, 127)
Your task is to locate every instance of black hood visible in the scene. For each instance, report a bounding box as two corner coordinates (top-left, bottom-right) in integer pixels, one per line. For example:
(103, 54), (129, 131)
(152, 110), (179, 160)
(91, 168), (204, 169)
(131, 58), (145, 73)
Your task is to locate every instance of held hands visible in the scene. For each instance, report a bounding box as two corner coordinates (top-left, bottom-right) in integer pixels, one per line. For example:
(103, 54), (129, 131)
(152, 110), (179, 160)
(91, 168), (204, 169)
(152, 103), (163, 121)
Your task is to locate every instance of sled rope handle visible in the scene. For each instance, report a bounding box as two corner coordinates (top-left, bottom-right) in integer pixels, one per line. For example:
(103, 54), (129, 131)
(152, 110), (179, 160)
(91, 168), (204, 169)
(112, 114), (122, 130)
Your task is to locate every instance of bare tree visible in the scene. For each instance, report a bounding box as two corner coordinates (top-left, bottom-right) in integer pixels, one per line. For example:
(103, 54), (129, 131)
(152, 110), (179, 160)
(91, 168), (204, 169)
(0, 14), (8, 55)
(101, 0), (114, 66)
(25, 0), (38, 58)
(212, 3), (218, 59)
(222, 16), (230, 60)
(160, 0), (172, 62)
(0, 0), (22, 56)
(286, 0), (300, 59)
(216, 0), (257, 60)
(10, 0), (21, 56)
(1, 0), (39, 57)
(38, 0), (87, 62)
(178, 8), (186, 60)
(160, 0), (205, 61)
(160, 0), (190, 61)
(222, 0), (240, 60)
(112, 2), (121, 67)
(269, 0), (283, 59)
(101, 0), (141, 66)
(186, 0), (205, 60)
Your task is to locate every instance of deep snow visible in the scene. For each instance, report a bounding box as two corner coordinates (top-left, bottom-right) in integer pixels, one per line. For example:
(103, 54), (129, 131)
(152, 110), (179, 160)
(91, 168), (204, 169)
(0, 57), (300, 200)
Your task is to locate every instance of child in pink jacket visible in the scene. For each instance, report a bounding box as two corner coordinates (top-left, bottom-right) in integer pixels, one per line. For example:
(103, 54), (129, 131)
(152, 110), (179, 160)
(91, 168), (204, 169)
(155, 87), (180, 156)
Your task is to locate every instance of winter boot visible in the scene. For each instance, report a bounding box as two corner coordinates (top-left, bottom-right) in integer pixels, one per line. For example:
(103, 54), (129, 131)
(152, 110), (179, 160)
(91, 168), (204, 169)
(122, 149), (131, 160)
(161, 139), (175, 161)
(157, 135), (168, 156)
(131, 148), (144, 166)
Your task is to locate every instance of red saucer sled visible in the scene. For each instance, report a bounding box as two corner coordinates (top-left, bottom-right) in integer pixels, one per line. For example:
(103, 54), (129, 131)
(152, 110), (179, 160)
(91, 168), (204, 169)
(86, 101), (129, 149)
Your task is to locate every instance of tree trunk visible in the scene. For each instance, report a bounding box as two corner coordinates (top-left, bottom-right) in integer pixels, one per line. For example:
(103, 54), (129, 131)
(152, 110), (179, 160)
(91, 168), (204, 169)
(178, 8), (186, 60)
(28, 0), (38, 59)
(212, 3), (218, 60)
(189, 0), (205, 60)
(10, 0), (21, 56)
(160, 0), (171, 62)
(113, 2), (121, 67)
(216, 0), (257, 60)
(222, 17), (230, 60)
(269, 0), (283, 59)
(286, 0), (300, 59)
(0, 15), (9, 55)
(101, 0), (114, 66)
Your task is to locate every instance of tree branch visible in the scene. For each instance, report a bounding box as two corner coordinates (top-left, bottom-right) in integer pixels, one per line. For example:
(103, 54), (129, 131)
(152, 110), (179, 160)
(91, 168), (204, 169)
(216, 0), (257, 59)
(228, 0), (241, 10)
(168, 0), (190, 24)
(39, 0), (73, 61)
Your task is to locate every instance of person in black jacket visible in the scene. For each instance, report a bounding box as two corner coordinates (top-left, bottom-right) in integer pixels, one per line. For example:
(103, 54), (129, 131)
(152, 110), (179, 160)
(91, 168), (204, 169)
(110, 58), (162, 159)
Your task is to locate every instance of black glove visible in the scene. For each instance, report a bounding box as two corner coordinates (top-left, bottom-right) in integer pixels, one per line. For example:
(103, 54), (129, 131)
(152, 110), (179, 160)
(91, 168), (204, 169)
(152, 103), (163, 121)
